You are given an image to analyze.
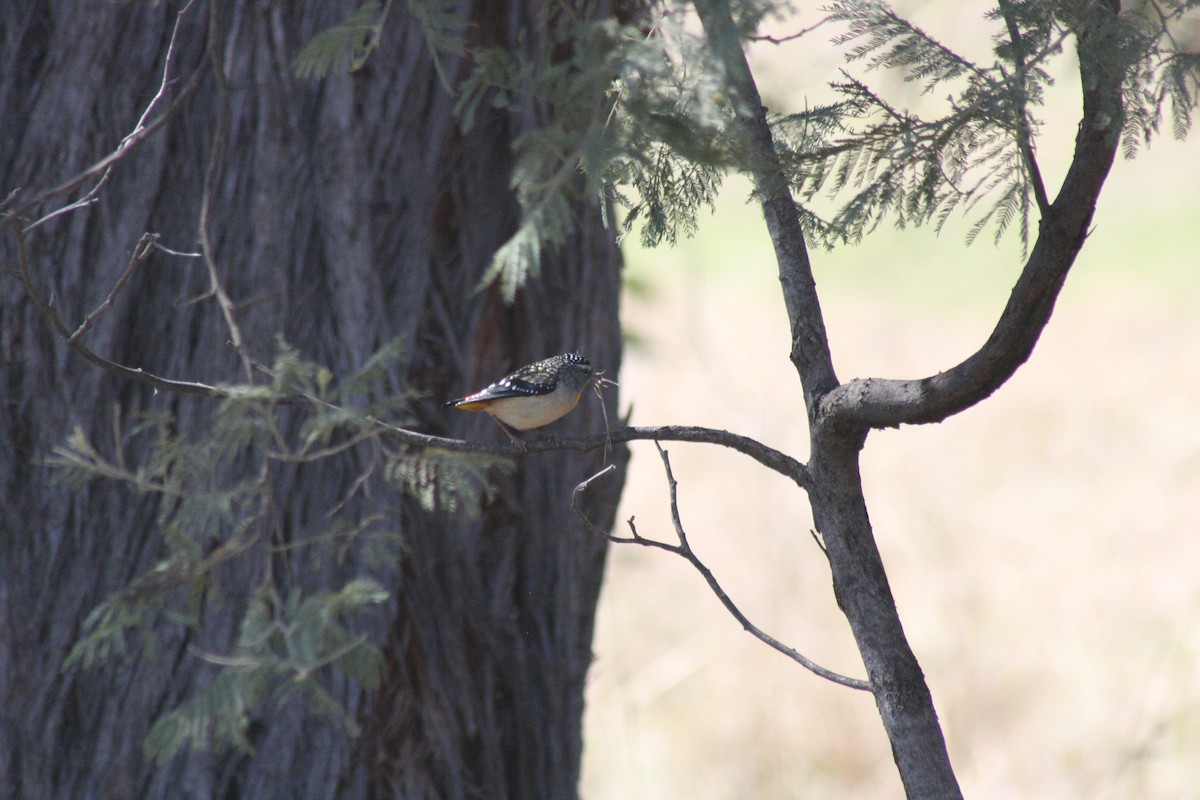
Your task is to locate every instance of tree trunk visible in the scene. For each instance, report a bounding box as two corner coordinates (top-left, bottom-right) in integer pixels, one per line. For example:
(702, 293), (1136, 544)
(0, 2), (623, 798)
(807, 441), (961, 798)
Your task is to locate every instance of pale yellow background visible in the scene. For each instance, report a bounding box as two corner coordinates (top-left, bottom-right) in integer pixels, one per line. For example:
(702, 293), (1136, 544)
(582, 5), (1200, 798)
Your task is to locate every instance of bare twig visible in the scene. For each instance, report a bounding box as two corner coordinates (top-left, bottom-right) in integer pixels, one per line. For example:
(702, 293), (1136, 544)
(997, 0), (1052, 216)
(17, 0), (202, 231)
(809, 528), (827, 555)
(749, 15), (831, 45)
(70, 233), (158, 344)
(199, 0), (252, 382)
(591, 371), (619, 463)
(10, 222), (231, 398)
(131, 0), (198, 136)
(571, 448), (870, 692)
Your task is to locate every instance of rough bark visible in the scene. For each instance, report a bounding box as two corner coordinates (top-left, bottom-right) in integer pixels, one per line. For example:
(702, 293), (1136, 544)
(0, 2), (623, 799)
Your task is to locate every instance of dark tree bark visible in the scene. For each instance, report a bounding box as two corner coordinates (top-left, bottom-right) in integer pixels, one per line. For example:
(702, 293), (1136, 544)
(1, 2), (623, 798)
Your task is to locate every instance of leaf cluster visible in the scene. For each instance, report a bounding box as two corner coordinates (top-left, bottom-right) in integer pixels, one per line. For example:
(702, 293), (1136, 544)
(55, 339), (506, 762)
(1114, 1), (1200, 156)
(778, 0), (1198, 251)
(293, 1), (467, 82)
(294, 0), (1198, 290)
(143, 579), (389, 762)
(601, 9), (734, 248)
(773, 2), (1049, 249)
(454, 4), (744, 292)
(293, 1), (393, 78)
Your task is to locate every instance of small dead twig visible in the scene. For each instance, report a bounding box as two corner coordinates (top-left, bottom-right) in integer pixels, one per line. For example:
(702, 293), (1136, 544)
(198, 0), (253, 382)
(68, 234), (194, 344)
(18, 0), (202, 232)
(591, 370), (620, 464)
(9, 222), (228, 399)
(572, 445), (871, 693)
(809, 528), (827, 555)
(749, 15), (832, 45)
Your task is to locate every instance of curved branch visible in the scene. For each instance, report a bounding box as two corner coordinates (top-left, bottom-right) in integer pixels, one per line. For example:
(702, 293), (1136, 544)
(9, 230), (809, 489)
(9, 28), (207, 226)
(819, 4), (1125, 432)
(8, 223), (229, 398)
(367, 421), (811, 492)
(571, 454), (870, 692)
(550, 424), (810, 488)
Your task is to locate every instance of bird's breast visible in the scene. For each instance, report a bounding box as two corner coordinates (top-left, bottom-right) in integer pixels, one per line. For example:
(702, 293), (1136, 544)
(485, 388), (582, 430)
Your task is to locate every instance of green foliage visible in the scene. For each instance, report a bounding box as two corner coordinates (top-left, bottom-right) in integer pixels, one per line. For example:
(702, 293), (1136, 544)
(456, 7), (745, 291)
(385, 446), (512, 515)
(293, 1), (392, 78)
(455, 18), (639, 299)
(294, 1), (467, 86)
(767, 0), (1198, 252)
(780, 1), (1047, 248)
(611, 143), (724, 248)
(143, 579), (388, 762)
(601, 11), (734, 248)
(447, 0), (1194, 282)
(1116, 4), (1200, 156)
(54, 340), (504, 761)
(296, 0), (1197, 289)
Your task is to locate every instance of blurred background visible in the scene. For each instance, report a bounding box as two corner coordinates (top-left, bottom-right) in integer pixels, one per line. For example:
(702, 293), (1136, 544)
(581, 4), (1200, 798)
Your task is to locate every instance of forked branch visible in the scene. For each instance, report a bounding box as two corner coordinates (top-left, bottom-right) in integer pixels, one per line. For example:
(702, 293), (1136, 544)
(816, 3), (1125, 432)
(572, 447), (870, 692)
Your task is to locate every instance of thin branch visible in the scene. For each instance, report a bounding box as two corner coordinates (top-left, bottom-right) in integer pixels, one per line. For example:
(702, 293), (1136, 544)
(9, 222), (234, 398)
(199, 0), (253, 382)
(13, 0), (205, 230)
(574, 424), (809, 488)
(749, 15), (832, 45)
(70, 234), (159, 344)
(997, 0), (1052, 215)
(571, 450), (870, 692)
(131, 0), (198, 135)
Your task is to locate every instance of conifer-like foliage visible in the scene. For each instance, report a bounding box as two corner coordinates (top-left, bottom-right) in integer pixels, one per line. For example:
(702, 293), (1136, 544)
(50, 338), (508, 759)
(445, 0), (1196, 269)
(42, 0), (1198, 769)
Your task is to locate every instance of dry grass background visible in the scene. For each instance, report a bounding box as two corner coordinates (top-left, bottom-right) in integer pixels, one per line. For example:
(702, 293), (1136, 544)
(579, 6), (1200, 798)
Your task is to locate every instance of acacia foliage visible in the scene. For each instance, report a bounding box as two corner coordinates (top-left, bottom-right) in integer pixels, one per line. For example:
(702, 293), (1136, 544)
(2, 0), (622, 784)
(299, 1), (1196, 279)
(11, 0), (1197, 771)
(430, 0), (1196, 267)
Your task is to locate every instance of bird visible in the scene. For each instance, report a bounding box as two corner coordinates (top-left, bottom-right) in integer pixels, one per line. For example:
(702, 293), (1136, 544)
(444, 353), (596, 447)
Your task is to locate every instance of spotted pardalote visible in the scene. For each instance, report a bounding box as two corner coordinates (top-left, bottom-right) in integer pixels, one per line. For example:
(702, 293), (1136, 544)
(444, 353), (595, 442)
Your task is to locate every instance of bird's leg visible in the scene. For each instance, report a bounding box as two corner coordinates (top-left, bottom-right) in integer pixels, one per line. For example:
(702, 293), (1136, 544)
(487, 414), (528, 452)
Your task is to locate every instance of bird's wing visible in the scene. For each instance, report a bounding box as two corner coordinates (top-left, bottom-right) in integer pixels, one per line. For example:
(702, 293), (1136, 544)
(444, 374), (558, 409)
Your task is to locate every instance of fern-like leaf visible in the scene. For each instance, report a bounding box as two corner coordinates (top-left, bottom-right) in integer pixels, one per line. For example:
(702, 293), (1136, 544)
(384, 447), (510, 516)
(293, 1), (389, 79)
